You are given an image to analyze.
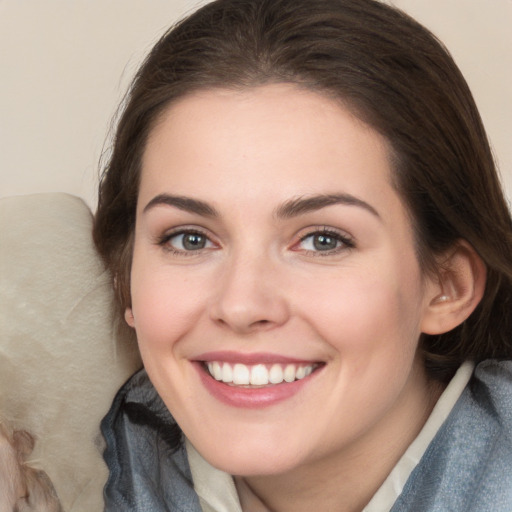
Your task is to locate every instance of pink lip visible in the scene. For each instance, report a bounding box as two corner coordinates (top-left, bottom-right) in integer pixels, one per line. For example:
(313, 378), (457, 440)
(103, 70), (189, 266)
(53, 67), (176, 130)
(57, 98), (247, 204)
(193, 350), (316, 365)
(192, 359), (322, 409)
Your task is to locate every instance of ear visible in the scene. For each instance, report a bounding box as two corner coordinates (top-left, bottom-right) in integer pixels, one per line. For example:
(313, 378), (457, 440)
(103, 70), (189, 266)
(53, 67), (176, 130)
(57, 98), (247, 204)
(124, 307), (136, 328)
(421, 240), (486, 335)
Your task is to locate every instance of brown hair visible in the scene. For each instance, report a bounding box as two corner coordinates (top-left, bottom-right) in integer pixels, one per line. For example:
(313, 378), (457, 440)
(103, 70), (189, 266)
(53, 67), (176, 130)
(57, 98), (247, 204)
(93, 0), (512, 380)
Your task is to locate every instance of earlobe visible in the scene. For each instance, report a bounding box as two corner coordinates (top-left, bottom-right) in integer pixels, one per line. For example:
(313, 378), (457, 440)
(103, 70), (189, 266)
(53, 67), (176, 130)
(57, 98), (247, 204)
(421, 240), (486, 335)
(124, 307), (136, 328)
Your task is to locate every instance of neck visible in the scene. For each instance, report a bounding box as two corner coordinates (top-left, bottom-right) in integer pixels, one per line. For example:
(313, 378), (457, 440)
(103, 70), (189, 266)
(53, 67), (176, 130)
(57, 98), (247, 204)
(235, 371), (444, 512)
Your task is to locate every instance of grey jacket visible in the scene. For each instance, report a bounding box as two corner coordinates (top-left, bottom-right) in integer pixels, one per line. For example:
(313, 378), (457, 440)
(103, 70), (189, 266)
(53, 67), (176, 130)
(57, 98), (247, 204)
(102, 360), (512, 511)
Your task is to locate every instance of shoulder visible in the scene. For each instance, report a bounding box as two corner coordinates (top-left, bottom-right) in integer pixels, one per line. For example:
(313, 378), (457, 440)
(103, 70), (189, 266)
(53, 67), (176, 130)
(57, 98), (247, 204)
(102, 370), (202, 511)
(467, 359), (512, 443)
(393, 360), (512, 512)
(471, 359), (512, 419)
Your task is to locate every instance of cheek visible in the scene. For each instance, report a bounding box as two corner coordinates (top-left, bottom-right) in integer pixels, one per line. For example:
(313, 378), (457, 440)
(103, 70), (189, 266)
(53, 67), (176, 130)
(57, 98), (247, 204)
(129, 263), (208, 351)
(299, 263), (424, 359)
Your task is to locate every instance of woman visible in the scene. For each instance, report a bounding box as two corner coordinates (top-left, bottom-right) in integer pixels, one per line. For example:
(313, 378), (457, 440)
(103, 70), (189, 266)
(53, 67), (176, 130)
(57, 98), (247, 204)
(93, 0), (512, 510)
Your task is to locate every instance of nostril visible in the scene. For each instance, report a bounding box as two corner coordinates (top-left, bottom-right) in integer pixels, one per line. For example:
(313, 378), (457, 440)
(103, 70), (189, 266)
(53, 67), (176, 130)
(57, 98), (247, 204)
(249, 319), (273, 329)
(214, 316), (273, 333)
(209, 288), (290, 332)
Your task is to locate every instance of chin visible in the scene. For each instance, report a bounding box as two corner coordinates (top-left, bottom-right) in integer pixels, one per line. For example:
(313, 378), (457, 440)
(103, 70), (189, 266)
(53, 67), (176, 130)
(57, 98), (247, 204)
(193, 432), (308, 477)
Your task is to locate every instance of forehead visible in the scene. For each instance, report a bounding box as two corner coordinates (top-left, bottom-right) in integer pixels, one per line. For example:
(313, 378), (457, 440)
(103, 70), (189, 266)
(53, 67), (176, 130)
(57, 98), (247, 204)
(139, 84), (402, 221)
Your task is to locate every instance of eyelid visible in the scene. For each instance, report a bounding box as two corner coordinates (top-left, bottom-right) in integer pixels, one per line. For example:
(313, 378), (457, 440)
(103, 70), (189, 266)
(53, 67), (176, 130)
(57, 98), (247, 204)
(156, 226), (219, 255)
(292, 226), (355, 255)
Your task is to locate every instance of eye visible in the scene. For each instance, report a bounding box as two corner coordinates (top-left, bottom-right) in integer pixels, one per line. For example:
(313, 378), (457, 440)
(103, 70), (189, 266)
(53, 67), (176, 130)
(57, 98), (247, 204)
(295, 229), (354, 254)
(160, 229), (215, 253)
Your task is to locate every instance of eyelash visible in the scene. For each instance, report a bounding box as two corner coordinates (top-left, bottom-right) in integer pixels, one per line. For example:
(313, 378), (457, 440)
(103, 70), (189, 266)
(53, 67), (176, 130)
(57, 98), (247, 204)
(157, 228), (215, 256)
(295, 227), (355, 256)
(156, 226), (355, 257)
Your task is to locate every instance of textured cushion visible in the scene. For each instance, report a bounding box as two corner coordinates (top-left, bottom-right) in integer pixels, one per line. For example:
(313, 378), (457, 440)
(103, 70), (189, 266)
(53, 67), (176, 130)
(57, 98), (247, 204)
(0, 193), (141, 511)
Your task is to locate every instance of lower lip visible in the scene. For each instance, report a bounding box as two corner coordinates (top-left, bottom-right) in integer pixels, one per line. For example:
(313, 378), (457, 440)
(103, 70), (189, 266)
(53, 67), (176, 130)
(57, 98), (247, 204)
(194, 363), (318, 409)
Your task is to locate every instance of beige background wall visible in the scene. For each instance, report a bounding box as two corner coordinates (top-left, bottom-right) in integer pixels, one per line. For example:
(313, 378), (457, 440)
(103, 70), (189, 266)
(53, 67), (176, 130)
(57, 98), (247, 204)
(1, 0), (510, 208)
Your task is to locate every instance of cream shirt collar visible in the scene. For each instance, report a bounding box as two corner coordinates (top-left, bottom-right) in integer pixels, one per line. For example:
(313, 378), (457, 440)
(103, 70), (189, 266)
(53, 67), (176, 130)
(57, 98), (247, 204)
(186, 361), (474, 512)
(186, 439), (243, 512)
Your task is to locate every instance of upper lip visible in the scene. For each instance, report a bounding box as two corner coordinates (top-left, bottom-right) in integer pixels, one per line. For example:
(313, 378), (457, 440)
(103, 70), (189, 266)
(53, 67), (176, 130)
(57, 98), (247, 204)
(193, 351), (321, 365)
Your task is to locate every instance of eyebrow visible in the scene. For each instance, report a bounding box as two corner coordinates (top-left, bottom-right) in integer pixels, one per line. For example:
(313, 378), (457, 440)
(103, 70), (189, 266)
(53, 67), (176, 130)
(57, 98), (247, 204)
(143, 194), (219, 217)
(143, 192), (379, 219)
(275, 194), (380, 219)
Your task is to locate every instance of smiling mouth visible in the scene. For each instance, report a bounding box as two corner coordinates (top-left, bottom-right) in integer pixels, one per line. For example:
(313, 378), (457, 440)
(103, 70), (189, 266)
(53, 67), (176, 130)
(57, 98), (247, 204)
(203, 361), (321, 387)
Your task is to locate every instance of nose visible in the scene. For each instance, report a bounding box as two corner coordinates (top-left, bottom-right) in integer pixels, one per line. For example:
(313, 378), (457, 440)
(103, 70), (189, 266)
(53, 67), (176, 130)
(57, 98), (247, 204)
(209, 252), (290, 334)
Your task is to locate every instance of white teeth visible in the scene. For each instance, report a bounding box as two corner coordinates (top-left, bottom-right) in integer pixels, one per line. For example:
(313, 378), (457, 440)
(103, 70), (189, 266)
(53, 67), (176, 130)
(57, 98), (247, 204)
(269, 364), (284, 384)
(283, 364), (296, 383)
(233, 364), (250, 385)
(206, 361), (317, 386)
(295, 366), (306, 380)
(212, 362), (223, 381)
(221, 362), (233, 383)
(250, 364), (269, 385)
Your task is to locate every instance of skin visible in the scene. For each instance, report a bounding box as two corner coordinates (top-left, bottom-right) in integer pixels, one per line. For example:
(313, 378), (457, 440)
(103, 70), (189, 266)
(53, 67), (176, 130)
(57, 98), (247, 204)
(126, 84), (452, 511)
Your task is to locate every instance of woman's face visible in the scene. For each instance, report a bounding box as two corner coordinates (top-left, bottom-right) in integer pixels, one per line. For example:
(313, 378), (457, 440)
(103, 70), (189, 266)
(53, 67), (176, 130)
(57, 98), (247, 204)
(128, 84), (440, 476)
